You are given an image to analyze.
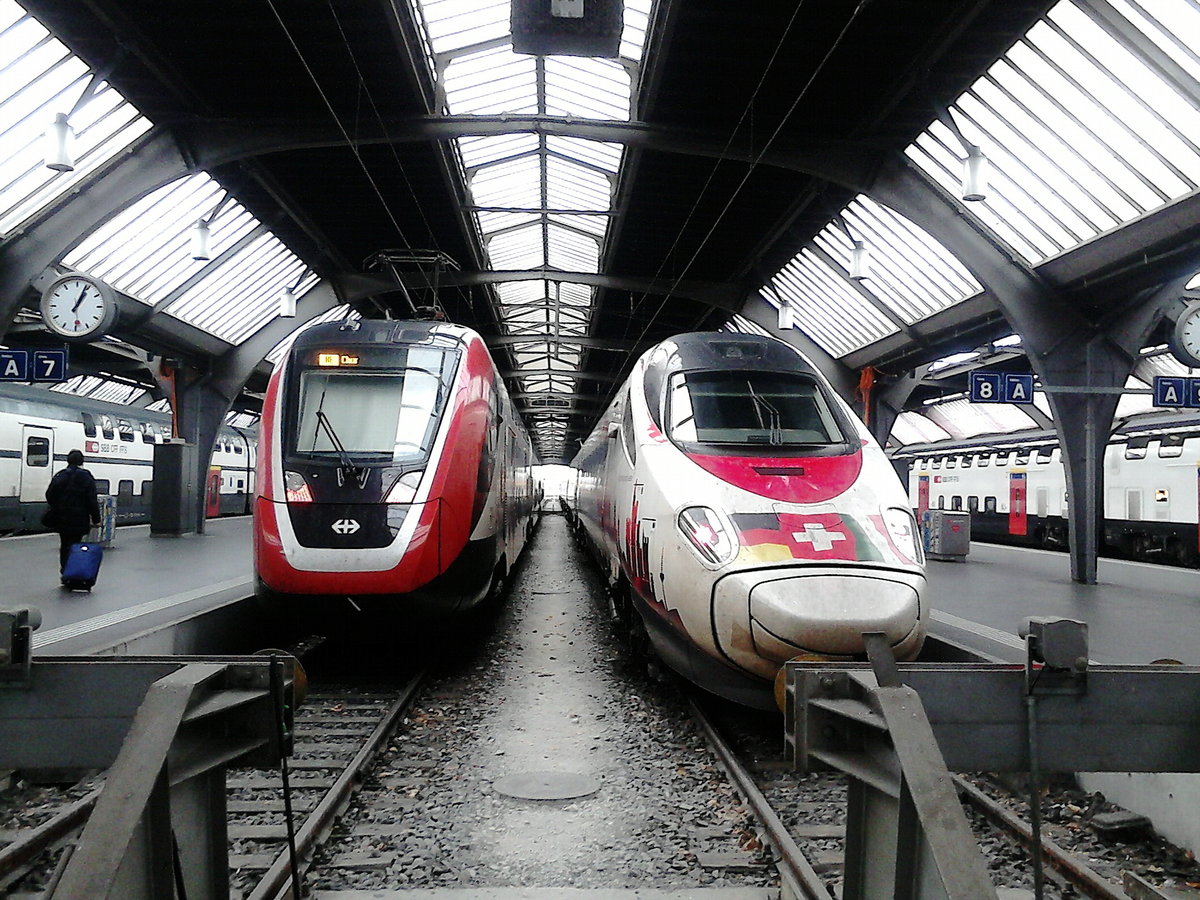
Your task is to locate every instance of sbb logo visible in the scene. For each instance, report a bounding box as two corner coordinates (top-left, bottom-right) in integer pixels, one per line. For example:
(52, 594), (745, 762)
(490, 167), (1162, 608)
(85, 440), (99, 453)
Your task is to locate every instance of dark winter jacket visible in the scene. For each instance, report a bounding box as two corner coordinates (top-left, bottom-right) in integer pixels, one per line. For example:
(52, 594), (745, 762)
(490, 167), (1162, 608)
(45, 465), (101, 532)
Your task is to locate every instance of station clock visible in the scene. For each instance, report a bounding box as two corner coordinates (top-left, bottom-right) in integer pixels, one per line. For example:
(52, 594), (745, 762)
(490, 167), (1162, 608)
(39, 273), (118, 341)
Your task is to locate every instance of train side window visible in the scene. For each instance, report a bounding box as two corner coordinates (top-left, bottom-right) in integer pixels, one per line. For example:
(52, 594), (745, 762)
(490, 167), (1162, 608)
(937, 495), (945, 509)
(951, 495), (962, 510)
(621, 397), (637, 464)
(118, 479), (134, 501)
(26, 436), (50, 467)
(968, 496), (979, 512)
(233, 443), (243, 455)
(978, 454), (991, 467)
(118, 420), (135, 441)
(98, 414), (115, 440)
(1035, 447), (1053, 464)
(142, 481), (153, 505)
(931, 458), (941, 469)
(1158, 435), (1184, 459)
(960, 455), (973, 468)
(1014, 449), (1029, 465)
(141, 480), (152, 496)
(1124, 438), (1148, 460)
(984, 496), (997, 513)
(81, 413), (97, 438)
(94, 479), (110, 495)
(945, 457), (957, 469)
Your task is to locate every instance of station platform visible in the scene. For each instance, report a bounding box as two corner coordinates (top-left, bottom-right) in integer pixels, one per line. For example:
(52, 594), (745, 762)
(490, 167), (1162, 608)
(1, 517), (254, 654)
(924, 543), (1200, 666)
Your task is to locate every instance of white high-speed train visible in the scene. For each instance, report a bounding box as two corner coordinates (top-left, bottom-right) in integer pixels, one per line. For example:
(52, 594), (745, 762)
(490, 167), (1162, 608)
(569, 332), (927, 708)
(0, 382), (255, 533)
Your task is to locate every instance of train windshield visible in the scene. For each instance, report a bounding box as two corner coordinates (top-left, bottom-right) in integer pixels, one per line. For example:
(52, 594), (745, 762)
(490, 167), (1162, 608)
(290, 347), (457, 464)
(666, 370), (847, 449)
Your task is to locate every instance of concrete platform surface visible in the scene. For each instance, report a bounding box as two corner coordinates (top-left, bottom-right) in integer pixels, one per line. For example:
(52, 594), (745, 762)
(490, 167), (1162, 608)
(313, 891), (780, 898)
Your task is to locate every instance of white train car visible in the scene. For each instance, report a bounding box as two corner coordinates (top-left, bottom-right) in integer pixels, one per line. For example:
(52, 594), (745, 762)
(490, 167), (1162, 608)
(570, 332), (927, 708)
(0, 382), (255, 532)
(899, 428), (1200, 566)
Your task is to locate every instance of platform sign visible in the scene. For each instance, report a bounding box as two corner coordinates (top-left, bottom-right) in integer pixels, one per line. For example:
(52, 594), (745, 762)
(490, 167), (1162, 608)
(0, 350), (29, 381)
(31, 349), (68, 382)
(1004, 373), (1034, 405)
(969, 371), (1034, 404)
(968, 372), (1003, 403)
(1153, 376), (1200, 408)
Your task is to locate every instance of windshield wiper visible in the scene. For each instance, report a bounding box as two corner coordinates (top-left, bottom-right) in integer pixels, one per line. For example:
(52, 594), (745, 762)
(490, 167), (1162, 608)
(315, 410), (367, 488)
(747, 384), (783, 446)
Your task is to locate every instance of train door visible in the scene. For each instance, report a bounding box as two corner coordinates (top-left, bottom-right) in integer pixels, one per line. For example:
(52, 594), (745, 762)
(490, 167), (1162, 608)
(19, 426), (54, 503)
(1036, 486), (1048, 518)
(1126, 489), (1142, 522)
(206, 467), (221, 517)
(917, 474), (929, 516)
(1009, 471), (1027, 536)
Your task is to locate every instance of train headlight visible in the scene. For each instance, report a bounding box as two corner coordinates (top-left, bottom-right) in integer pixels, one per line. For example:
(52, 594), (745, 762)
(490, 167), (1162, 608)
(386, 470), (424, 503)
(284, 471), (313, 503)
(678, 506), (738, 565)
(884, 507), (923, 565)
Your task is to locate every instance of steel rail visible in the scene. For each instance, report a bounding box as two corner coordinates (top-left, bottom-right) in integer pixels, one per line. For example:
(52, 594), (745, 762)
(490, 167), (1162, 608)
(248, 672), (426, 900)
(954, 776), (1127, 900)
(686, 695), (830, 900)
(0, 789), (99, 890)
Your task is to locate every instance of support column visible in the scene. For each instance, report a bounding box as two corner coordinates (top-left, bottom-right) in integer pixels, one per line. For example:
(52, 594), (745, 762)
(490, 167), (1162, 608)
(863, 366), (929, 448)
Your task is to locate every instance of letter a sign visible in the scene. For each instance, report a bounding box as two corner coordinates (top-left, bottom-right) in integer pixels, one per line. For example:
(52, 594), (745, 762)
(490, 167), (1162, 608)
(1004, 374), (1034, 405)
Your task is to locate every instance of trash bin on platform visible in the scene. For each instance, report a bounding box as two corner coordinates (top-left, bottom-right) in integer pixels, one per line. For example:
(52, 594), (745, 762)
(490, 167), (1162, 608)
(920, 509), (970, 561)
(94, 494), (116, 547)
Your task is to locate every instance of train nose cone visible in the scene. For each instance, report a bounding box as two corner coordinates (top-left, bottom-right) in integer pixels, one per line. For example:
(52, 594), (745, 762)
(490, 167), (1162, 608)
(712, 567), (926, 678)
(750, 573), (920, 655)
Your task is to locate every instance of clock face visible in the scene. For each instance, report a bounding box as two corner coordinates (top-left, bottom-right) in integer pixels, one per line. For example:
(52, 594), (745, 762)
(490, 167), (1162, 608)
(41, 276), (115, 339)
(1171, 302), (1200, 368)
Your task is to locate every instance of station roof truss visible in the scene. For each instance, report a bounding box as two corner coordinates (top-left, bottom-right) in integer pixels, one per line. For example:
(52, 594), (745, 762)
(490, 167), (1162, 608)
(3, 0), (1200, 460)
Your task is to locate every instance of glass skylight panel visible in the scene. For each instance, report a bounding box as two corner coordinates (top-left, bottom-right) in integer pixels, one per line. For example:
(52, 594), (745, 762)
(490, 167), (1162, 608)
(488, 225), (543, 269)
(63, 173), (263, 305)
(545, 155), (612, 210)
(1137, 353), (1193, 380)
(0, 2), (151, 235)
(546, 136), (622, 173)
(906, 0), (1200, 267)
(442, 48), (537, 116)
(548, 212), (607, 237)
(544, 58), (630, 120)
(470, 154), (541, 208)
(769, 252), (899, 358)
(1115, 374), (1154, 417)
(459, 134), (539, 170)
(620, 0), (652, 61)
(892, 412), (951, 446)
(924, 397), (1038, 438)
(547, 225), (599, 272)
(476, 210), (540, 235)
(418, 0), (509, 52)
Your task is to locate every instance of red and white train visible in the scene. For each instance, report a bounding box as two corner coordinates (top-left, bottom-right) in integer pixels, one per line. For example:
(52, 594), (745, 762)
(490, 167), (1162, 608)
(0, 382), (254, 532)
(896, 422), (1200, 567)
(570, 332), (927, 708)
(253, 318), (539, 621)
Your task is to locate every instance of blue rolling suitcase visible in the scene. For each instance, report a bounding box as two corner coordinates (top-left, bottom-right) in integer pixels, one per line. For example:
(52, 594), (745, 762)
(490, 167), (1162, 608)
(62, 541), (103, 591)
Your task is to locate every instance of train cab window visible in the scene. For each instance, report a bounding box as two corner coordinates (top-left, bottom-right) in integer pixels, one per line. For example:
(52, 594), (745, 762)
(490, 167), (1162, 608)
(1158, 435), (1184, 459)
(984, 496), (997, 513)
(968, 496), (979, 512)
(25, 436), (50, 467)
(117, 420), (135, 441)
(951, 495), (962, 510)
(81, 413), (97, 438)
(1124, 437), (1149, 460)
(664, 369), (847, 450)
(94, 479), (110, 495)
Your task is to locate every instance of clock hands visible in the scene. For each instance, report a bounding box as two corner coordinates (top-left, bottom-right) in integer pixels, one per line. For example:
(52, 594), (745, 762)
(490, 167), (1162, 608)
(71, 284), (88, 313)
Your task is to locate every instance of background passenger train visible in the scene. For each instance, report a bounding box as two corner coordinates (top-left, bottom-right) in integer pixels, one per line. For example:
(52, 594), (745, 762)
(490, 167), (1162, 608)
(253, 319), (538, 622)
(0, 382), (254, 533)
(570, 332), (926, 709)
(897, 428), (1200, 567)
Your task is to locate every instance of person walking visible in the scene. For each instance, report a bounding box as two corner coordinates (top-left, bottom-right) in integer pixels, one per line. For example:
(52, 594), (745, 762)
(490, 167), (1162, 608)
(45, 449), (101, 578)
